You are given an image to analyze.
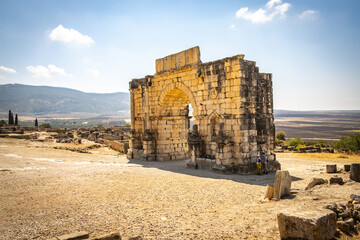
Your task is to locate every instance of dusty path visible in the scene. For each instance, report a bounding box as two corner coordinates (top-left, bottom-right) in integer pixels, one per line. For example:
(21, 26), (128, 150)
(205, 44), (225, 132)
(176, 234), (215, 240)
(0, 138), (359, 239)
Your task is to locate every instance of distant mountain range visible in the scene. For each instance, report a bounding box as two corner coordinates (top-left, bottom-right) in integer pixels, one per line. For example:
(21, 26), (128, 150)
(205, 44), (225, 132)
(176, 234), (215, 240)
(0, 84), (130, 115)
(1, 83), (359, 120)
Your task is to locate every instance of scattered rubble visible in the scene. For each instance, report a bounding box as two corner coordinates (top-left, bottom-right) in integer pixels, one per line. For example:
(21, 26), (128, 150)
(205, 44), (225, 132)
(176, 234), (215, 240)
(0, 125), (131, 155)
(324, 194), (360, 235)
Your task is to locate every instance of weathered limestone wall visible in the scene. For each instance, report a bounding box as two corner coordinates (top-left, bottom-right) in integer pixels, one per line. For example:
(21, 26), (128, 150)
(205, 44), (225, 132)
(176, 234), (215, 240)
(127, 46), (279, 174)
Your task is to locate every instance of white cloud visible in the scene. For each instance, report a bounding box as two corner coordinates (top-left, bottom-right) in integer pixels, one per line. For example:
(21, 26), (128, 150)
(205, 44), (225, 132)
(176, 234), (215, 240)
(236, 0), (291, 23)
(274, 2), (291, 16)
(266, 0), (282, 9)
(26, 64), (72, 78)
(299, 10), (318, 19)
(49, 25), (94, 46)
(229, 24), (236, 30)
(0, 66), (16, 73)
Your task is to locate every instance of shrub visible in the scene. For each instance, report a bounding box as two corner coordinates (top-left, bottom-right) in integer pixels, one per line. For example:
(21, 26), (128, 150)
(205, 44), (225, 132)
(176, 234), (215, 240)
(275, 139), (283, 146)
(287, 137), (304, 147)
(39, 123), (52, 128)
(335, 133), (360, 152)
(123, 123), (131, 128)
(276, 131), (286, 141)
(296, 144), (306, 151)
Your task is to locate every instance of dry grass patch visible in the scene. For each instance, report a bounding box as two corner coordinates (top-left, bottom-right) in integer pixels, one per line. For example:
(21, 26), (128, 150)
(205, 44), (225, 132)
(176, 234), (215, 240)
(278, 152), (360, 163)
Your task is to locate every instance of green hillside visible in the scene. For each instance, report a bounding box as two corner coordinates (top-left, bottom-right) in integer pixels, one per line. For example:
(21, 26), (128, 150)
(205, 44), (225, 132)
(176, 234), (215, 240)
(0, 84), (130, 114)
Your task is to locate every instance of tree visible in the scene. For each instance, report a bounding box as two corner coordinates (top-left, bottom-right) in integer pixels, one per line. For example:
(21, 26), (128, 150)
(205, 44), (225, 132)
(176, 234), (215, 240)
(0, 120), (6, 126)
(335, 133), (360, 152)
(276, 131), (286, 141)
(15, 114), (18, 125)
(8, 110), (14, 125)
(8, 110), (11, 124)
(35, 118), (38, 127)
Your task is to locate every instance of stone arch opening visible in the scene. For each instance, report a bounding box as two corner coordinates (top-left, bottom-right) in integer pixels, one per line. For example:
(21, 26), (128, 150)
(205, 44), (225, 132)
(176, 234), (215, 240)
(156, 87), (195, 161)
(159, 82), (198, 117)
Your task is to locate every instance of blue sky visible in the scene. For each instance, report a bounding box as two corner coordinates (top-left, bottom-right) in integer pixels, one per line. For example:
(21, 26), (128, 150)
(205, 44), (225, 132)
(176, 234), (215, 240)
(0, 0), (359, 110)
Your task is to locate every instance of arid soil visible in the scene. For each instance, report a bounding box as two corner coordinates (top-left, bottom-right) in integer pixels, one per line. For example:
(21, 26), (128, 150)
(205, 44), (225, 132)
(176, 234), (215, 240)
(0, 138), (360, 240)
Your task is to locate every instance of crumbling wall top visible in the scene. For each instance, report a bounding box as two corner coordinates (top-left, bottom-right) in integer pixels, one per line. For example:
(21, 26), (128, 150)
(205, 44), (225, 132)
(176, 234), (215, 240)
(155, 46), (201, 73)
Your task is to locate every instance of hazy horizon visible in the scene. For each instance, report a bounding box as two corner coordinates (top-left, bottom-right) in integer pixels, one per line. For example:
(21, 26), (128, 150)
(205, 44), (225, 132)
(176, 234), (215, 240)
(1, 0), (359, 111)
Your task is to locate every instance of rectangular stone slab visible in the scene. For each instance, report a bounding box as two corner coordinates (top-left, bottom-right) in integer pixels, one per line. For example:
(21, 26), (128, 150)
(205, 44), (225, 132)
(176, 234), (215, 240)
(277, 210), (337, 240)
(274, 170), (291, 200)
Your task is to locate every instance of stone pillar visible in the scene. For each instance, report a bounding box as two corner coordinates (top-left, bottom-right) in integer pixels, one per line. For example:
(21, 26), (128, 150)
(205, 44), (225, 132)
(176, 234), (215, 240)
(140, 85), (156, 161)
(350, 163), (360, 182)
(142, 129), (155, 161)
(143, 86), (150, 130)
(127, 89), (136, 159)
(187, 125), (202, 169)
(214, 123), (229, 170)
(130, 89), (135, 131)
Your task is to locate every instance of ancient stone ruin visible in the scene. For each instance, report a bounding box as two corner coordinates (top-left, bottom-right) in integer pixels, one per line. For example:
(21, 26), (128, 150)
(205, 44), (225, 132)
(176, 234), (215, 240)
(127, 46), (280, 174)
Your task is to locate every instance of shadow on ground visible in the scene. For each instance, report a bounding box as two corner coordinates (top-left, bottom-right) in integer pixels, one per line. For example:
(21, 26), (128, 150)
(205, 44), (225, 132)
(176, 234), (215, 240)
(128, 158), (303, 187)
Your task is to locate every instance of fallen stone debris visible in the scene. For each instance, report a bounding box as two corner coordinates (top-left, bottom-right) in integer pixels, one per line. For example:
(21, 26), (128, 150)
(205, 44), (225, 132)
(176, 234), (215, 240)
(324, 194), (360, 235)
(0, 124), (131, 155)
(305, 177), (328, 190)
(263, 170), (292, 201)
(277, 193), (360, 239)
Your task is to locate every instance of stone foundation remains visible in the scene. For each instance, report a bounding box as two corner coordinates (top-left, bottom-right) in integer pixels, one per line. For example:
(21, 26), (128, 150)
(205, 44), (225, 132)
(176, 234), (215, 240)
(127, 46), (280, 174)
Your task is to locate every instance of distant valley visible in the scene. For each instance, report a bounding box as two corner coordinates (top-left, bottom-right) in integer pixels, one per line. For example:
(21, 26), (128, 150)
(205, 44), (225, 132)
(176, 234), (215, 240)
(0, 84), (359, 139)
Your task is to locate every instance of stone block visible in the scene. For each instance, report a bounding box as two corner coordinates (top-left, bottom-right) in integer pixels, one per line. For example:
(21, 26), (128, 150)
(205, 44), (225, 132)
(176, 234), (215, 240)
(329, 176), (343, 185)
(350, 163), (360, 182)
(326, 164), (337, 173)
(57, 231), (89, 240)
(264, 184), (274, 199)
(337, 218), (354, 234)
(305, 178), (328, 190)
(344, 164), (351, 172)
(92, 232), (121, 240)
(274, 170), (291, 200)
(277, 210), (337, 240)
(350, 193), (360, 202)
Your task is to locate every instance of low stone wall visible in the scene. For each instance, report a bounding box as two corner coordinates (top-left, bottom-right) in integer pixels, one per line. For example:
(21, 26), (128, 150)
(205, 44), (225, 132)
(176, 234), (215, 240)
(194, 158), (281, 174)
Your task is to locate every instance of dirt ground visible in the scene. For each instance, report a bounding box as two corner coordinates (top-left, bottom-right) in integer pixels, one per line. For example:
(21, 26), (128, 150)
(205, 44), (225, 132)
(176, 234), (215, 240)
(0, 138), (360, 240)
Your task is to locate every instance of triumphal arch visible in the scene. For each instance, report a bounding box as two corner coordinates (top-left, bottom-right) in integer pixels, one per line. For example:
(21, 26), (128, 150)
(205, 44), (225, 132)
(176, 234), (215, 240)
(127, 46), (280, 174)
